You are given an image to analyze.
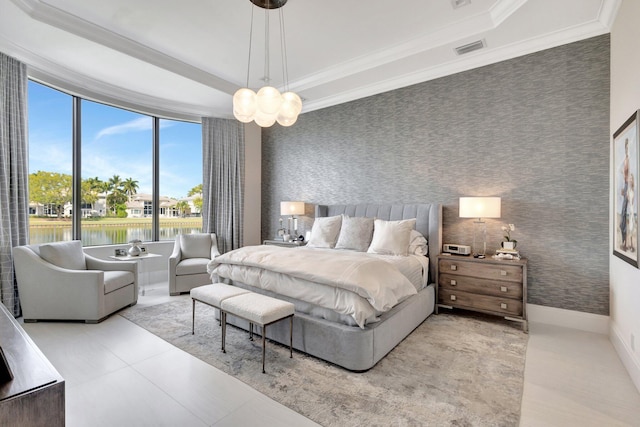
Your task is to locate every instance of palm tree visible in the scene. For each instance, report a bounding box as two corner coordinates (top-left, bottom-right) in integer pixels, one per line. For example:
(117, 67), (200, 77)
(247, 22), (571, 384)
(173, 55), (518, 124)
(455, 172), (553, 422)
(122, 177), (139, 201)
(107, 175), (122, 193)
(188, 184), (202, 197)
(176, 200), (190, 217)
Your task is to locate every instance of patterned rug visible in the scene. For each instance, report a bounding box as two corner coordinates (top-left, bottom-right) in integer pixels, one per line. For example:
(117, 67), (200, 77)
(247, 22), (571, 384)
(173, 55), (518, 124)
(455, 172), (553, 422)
(120, 299), (528, 426)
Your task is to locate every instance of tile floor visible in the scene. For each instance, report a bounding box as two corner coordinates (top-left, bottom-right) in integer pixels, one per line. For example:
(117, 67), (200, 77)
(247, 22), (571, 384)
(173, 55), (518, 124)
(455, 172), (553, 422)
(20, 281), (640, 427)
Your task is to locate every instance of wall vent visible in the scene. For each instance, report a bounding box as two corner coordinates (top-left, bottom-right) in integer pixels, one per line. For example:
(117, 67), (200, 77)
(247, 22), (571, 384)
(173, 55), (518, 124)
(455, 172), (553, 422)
(455, 39), (486, 55)
(451, 0), (471, 9)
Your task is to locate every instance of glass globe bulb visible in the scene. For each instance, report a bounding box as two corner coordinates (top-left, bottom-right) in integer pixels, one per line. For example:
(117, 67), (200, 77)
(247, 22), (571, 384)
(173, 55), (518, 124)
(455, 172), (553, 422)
(281, 91), (302, 115)
(277, 92), (302, 126)
(232, 88), (257, 123)
(256, 86), (283, 115)
(254, 110), (277, 127)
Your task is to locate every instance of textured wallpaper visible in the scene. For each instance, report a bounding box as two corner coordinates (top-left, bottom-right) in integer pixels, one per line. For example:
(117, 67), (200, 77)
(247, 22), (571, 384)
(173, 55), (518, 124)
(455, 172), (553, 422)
(262, 35), (610, 315)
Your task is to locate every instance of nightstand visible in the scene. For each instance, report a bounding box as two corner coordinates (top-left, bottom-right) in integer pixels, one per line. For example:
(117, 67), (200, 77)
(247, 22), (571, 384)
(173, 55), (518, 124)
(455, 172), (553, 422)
(262, 239), (306, 248)
(437, 255), (528, 332)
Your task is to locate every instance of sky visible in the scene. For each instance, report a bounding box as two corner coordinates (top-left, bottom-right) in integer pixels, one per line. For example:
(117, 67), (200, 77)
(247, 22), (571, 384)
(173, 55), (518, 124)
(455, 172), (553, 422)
(28, 81), (202, 199)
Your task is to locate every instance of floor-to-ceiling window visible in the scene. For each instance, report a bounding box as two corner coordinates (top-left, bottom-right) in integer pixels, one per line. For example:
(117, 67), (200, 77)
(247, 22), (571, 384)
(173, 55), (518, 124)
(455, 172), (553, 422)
(27, 81), (73, 244)
(159, 119), (203, 240)
(27, 80), (203, 245)
(81, 100), (153, 245)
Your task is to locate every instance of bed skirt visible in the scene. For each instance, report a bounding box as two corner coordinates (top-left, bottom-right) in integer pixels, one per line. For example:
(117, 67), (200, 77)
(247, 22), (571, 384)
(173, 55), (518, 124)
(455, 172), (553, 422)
(221, 284), (435, 371)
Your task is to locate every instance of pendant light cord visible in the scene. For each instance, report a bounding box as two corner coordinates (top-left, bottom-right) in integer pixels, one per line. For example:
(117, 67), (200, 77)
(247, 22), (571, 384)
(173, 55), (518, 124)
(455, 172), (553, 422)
(264, 0), (270, 84)
(245, 5), (255, 88)
(279, 7), (289, 92)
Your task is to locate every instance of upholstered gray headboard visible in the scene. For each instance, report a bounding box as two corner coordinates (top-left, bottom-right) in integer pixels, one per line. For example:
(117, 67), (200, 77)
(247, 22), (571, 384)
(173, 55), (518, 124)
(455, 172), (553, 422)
(315, 203), (442, 284)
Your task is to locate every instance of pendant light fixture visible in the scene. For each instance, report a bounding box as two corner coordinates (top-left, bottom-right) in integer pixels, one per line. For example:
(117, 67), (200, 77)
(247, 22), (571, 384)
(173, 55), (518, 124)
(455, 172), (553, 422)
(233, 0), (302, 127)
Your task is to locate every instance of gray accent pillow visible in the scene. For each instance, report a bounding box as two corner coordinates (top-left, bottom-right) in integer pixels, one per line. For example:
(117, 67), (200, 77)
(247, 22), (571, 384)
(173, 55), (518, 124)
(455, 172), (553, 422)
(335, 215), (375, 252)
(180, 234), (212, 259)
(306, 215), (342, 248)
(39, 240), (87, 270)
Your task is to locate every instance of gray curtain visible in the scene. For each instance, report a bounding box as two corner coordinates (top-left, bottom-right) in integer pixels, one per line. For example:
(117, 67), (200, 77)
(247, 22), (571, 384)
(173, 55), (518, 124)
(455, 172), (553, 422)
(202, 117), (245, 253)
(0, 53), (29, 317)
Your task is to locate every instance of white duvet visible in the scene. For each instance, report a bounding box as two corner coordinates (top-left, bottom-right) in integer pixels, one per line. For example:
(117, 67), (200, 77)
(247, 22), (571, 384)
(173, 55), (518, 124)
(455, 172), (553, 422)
(207, 245), (424, 328)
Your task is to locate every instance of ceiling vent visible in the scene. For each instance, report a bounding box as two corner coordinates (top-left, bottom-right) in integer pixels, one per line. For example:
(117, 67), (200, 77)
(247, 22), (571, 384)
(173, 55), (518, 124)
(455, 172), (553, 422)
(455, 39), (486, 55)
(451, 0), (471, 9)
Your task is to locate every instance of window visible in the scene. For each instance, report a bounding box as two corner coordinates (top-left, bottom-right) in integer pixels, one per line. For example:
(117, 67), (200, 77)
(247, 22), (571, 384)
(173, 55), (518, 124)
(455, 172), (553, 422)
(159, 119), (203, 240)
(27, 80), (203, 246)
(27, 81), (72, 244)
(81, 100), (152, 245)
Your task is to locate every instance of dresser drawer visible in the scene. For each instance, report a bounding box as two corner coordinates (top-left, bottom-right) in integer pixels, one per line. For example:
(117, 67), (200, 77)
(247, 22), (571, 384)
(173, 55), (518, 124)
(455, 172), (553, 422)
(439, 289), (523, 317)
(438, 259), (523, 283)
(439, 273), (523, 299)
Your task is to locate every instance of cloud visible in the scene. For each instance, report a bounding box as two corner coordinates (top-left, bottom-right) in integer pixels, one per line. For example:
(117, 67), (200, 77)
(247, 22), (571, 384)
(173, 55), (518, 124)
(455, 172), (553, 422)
(95, 117), (174, 139)
(95, 117), (151, 139)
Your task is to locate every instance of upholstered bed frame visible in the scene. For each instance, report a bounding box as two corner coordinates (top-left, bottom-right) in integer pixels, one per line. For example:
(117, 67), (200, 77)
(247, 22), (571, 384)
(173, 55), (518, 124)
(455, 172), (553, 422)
(224, 203), (442, 371)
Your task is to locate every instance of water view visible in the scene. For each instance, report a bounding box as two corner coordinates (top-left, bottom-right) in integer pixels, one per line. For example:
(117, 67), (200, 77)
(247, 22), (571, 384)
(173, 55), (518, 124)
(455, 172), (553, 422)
(29, 218), (202, 246)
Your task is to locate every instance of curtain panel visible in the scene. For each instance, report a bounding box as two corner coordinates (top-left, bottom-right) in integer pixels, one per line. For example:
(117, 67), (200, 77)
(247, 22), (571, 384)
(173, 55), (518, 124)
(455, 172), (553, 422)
(202, 117), (245, 253)
(0, 53), (29, 316)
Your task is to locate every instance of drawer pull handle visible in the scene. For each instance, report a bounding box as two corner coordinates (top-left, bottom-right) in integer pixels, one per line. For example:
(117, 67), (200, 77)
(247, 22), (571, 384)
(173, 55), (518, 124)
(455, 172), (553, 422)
(500, 270), (507, 276)
(500, 303), (508, 309)
(500, 286), (508, 292)
(451, 280), (457, 286)
(450, 265), (457, 271)
(450, 295), (457, 301)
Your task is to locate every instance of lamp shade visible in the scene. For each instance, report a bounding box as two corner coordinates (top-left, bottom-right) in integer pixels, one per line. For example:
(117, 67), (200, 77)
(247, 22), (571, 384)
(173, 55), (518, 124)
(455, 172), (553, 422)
(459, 197), (501, 219)
(280, 201), (305, 216)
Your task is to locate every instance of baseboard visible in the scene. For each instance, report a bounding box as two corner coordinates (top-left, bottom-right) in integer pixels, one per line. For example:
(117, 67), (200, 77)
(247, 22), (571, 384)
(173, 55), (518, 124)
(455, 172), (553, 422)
(610, 323), (640, 393)
(526, 304), (609, 334)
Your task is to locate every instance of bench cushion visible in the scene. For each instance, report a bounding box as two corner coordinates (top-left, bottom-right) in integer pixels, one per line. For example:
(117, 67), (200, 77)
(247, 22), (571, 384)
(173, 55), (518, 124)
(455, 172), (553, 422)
(221, 292), (295, 325)
(190, 283), (250, 307)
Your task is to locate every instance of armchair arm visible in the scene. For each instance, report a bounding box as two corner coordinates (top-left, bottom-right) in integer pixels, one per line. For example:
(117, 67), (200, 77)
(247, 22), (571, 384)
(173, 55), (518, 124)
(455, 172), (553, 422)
(210, 233), (221, 258)
(168, 239), (182, 293)
(85, 253), (137, 273)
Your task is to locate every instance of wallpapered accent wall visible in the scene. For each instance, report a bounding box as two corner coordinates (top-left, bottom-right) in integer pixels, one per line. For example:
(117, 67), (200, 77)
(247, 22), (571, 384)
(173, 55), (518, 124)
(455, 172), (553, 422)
(262, 35), (610, 315)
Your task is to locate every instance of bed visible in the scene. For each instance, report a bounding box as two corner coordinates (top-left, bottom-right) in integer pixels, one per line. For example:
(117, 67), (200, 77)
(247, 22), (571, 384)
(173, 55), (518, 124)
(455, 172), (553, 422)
(207, 203), (442, 371)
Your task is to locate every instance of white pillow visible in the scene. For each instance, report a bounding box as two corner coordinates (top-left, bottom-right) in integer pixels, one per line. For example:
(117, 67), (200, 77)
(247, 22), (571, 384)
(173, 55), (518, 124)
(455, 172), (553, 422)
(367, 218), (416, 256)
(335, 215), (375, 252)
(179, 234), (212, 259)
(39, 240), (87, 270)
(408, 229), (428, 256)
(306, 215), (342, 248)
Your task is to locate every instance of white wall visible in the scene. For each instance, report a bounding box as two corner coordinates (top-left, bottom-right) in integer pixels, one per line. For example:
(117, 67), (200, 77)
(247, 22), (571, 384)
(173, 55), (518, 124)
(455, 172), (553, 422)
(610, 0), (640, 392)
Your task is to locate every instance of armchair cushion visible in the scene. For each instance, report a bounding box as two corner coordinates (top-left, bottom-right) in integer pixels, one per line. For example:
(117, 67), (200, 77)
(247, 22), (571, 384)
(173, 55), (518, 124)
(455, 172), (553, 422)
(179, 234), (212, 259)
(39, 240), (86, 270)
(104, 271), (136, 294)
(176, 258), (209, 276)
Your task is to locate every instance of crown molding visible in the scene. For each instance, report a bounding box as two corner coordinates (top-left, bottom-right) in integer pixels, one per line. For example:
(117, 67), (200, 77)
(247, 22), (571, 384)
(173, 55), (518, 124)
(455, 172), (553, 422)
(301, 17), (611, 113)
(290, 0), (528, 93)
(1, 34), (221, 121)
(9, 0), (238, 95)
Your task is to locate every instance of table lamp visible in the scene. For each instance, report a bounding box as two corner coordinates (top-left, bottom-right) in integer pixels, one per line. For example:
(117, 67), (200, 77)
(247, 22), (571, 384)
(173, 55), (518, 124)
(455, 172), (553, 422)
(459, 196), (501, 258)
(280, 201), (305, 240)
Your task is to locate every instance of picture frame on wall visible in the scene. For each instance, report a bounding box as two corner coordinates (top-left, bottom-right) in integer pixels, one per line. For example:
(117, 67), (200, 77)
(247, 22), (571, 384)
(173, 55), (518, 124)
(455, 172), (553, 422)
(613, 110), (639, 267)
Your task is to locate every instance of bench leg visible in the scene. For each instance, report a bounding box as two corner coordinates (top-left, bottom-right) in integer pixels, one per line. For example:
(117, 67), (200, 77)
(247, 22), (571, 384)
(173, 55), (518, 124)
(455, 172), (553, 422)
(191, 299), (195, 335)
(290, 316), (293, 358)
(262, 325), (266, 374)
(221, 311), (226, 353)
(249, 322), (254, 341)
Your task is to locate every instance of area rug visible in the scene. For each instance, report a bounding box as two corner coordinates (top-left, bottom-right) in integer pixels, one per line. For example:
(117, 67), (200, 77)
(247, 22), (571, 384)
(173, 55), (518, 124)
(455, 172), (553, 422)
(120, 299), (528, 426)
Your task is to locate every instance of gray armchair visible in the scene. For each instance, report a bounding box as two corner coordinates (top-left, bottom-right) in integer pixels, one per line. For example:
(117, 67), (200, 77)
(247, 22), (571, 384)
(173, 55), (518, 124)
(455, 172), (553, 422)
(13, 240), (138, 323)
(168, 233), (220, 295)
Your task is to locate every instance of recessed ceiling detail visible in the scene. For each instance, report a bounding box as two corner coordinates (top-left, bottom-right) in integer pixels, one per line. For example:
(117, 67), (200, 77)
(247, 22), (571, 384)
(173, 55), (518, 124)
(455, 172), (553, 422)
(0, 0), (620, 121)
